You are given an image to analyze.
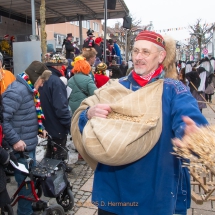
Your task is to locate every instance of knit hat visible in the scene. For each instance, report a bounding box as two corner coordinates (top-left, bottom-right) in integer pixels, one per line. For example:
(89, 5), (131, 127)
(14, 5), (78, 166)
(72, 56), (91, 75)
(95, 37), (102, 44)
(135, 30), (165, 49)
(97, 62), (107, 71)
(4, 34), (9, 39)
(25, 61), (52, 84)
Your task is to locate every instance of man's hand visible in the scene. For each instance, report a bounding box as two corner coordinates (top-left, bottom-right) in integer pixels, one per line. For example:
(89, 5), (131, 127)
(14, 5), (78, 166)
(39, 130), (48, 139)
(87, 104), (112, 119)
(172, 116), (199, 148)
(13, 140), (26, 151)
(183, 116), (199, 135)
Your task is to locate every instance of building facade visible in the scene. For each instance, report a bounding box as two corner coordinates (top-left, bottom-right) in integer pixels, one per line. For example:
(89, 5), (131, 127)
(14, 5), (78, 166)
(45, 20), (103, 50)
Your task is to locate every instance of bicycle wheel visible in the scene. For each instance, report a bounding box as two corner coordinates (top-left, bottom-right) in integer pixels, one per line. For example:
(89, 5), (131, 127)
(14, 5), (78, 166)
(56, 188), (74, 212)
(42, 205), (64, 215)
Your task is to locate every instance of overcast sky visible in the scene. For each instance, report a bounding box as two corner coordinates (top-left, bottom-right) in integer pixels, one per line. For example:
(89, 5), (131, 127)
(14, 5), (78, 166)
(107, 0), (215, 41)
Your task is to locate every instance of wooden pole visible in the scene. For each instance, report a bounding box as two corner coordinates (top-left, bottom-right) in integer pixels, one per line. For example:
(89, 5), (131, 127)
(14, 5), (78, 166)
(190, 81), (215, 113)
(40, 0), (47, 63)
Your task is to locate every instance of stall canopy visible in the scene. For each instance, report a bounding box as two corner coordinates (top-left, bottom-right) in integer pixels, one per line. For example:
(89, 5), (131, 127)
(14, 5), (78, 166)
(0, 0), (129, 24)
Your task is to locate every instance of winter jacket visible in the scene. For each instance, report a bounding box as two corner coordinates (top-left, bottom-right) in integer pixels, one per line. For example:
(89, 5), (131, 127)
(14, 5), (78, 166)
(0, 69), (16, 94)
(65, 40), (75, 59)
(68, 73), (97, 114)
(39, 66), (71, 139)
(2, 75), (38, 151)
(94, 44), (103, 60)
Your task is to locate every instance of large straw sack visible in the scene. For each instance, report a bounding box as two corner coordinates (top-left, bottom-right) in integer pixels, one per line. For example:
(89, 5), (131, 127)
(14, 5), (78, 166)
(72, 79), (164, 169)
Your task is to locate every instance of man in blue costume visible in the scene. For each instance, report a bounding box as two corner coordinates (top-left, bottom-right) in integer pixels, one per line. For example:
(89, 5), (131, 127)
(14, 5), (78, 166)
(72, 30), (208, 215)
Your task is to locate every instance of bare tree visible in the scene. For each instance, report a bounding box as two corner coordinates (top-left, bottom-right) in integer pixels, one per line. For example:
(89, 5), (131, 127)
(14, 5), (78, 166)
(40, 0), (47, 63)
(189, 19), (215, 59)
(108, 16), (142, 61)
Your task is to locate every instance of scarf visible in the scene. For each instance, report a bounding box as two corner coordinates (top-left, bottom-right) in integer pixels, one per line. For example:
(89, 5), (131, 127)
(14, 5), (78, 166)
(20, 73), (45, 133)
(132, 64), (164, 87)
(85, 36), (94, 47)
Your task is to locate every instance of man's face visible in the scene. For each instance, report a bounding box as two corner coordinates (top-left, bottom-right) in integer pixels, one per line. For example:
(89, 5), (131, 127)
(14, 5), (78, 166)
(89, 55), (96, 66)
(68, 37), (72, 42)
(132, 40), (166, 76)
(34, 78), (45, 90)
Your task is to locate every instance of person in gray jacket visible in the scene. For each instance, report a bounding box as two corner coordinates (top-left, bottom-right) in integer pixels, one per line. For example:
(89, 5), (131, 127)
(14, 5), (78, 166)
(2, 61), (51, 215)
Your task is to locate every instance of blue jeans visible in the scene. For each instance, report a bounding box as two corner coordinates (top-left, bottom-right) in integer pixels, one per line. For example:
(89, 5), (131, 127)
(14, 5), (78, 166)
(14, 150), (36, 215)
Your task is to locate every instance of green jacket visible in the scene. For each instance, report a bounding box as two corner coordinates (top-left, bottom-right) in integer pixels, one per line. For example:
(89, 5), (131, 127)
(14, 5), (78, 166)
(68, 73), (97, 114)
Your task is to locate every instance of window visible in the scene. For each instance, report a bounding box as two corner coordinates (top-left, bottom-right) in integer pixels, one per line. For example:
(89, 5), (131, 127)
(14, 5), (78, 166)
(93, 22), (99, 32)
(70, 21), (79, 26)
(82, 20), (90, 29)
(86, 21), (90, 29)
(76, 37), (80, 45)
(54, 33), (66, 48)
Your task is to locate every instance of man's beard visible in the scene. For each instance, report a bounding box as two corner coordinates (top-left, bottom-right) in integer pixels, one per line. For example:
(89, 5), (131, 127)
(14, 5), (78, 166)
(134, 68), (147, 76)
(134, 60), (147, 76)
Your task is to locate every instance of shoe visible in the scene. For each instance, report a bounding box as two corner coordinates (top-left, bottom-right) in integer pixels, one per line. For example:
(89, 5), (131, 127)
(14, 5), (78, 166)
(70, 137), (72, 140)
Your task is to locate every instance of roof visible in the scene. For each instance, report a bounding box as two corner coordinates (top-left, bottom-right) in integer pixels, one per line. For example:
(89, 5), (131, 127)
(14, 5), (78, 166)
(0, 0), (129, 25)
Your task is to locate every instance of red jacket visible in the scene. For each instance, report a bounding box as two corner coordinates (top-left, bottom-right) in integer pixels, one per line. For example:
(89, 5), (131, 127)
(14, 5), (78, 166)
(94, 74), (109, 88)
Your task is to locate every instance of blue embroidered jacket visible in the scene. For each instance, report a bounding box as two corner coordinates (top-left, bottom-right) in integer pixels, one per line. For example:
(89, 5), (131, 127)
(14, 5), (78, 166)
(78, 72), (208, 215)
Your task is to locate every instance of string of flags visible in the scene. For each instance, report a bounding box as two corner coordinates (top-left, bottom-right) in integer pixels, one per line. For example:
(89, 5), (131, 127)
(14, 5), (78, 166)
(154, 22), (215, 33)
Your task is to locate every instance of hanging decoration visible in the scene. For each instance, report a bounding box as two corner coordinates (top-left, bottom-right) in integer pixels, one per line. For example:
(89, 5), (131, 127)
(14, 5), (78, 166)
(154, 22), (215, 33)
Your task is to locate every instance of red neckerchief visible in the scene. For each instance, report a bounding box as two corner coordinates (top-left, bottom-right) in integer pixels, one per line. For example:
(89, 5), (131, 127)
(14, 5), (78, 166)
(132, 65), (163, 87)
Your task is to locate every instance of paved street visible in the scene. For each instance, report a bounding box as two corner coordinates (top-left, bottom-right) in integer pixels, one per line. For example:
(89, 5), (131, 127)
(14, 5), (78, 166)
(6, 95), (215, 215)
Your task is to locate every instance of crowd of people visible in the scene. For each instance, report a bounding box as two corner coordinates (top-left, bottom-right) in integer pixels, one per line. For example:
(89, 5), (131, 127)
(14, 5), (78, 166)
(177, 57), (215, 112)
(0, 28), (214, 215)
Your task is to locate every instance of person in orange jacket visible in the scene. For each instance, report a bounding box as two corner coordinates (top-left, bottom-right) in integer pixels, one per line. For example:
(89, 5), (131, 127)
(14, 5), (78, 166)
(0, 52), (15, 94)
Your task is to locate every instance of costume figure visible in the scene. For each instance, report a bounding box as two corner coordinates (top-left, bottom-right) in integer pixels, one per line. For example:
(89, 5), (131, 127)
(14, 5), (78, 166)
(0, 35), (12, 56)
(0, 52), (15, 94)
(94, 37), (103, 61)
(94, 62), (109, 88)
(83, 28), (95, 48)
(71, 31), (208, 215)
(65, 33), (75, 60)
(113, 40), (122, 65)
